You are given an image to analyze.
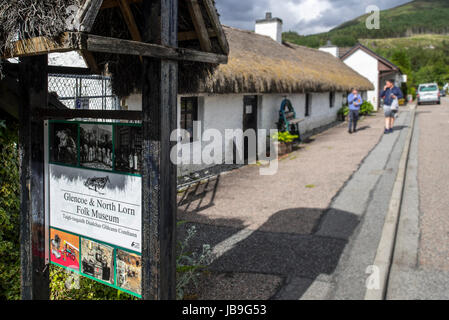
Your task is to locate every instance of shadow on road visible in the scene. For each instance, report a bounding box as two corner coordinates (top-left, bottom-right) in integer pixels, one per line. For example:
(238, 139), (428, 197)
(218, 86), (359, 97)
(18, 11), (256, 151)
(178, 175), (221, 214)
(355, 125), (371, 132)
(392, 125), (409, 132)
(178, 204), (359, 300)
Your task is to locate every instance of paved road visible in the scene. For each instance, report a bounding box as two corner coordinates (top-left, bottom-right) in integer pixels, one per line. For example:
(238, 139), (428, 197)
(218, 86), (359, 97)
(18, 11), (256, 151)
(323, 106), (412, 300)
(177, 108), (415, 300)
(387, 97), (449, 299)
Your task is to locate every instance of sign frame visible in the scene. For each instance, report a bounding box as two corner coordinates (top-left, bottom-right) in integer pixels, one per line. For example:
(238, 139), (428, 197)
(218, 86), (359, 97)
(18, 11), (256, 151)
(45, 119), (143, 298)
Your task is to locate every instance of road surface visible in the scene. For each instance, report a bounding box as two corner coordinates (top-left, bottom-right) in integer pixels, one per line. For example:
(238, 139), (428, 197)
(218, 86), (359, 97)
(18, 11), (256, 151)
(387, 97), (449, 299)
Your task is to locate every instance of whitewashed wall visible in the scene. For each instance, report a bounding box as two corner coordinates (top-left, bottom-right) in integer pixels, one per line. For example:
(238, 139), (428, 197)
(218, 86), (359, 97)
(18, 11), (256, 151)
(124, 91), (344, 176)
(260, 93), (344, 134)
(343, 49), (379, 110)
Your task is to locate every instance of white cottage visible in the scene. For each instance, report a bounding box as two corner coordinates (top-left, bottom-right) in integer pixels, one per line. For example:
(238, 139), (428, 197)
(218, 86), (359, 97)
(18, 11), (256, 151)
(124, 15), (374, 176)
(336, 43), (404, 110)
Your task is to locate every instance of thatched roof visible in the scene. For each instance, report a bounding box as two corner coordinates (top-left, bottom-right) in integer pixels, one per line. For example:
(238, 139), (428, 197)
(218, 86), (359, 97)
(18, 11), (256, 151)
(0, 0), (229, 97)
(186, 27), (374, 94)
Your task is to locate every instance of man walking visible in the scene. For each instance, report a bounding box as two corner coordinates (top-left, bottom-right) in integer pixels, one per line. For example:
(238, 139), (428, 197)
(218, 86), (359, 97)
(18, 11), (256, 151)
(348, 88), (363, 134)
(380, 79), (403, 134)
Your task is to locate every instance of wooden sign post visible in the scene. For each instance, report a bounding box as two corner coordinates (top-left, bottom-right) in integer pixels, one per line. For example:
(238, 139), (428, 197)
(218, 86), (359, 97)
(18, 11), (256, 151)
(141, 0), (178, 300)
(18, 55), (50, 300)
(14, 0), (227, 300)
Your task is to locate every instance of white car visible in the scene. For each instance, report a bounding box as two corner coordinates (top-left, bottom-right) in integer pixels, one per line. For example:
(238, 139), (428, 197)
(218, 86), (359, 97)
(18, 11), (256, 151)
(417, 83), (440, 105)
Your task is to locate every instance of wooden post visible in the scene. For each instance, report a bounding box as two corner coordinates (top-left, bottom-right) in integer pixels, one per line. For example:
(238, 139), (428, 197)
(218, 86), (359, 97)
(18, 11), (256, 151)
(18, 55), (49, 300)
(141, 0), (178, 300)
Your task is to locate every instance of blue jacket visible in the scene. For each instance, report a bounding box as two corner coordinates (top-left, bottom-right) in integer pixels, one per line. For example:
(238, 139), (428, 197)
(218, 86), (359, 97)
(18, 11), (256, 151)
(348, 93), (362, 111)
(380, 86), (403, 106)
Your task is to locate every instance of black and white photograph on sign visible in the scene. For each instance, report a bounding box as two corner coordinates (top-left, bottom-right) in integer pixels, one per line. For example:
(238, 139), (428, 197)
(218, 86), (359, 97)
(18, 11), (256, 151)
(49, 164), (142, 252)
(114, 126), (142, 174)
(116, 249), (142, 295)
(79, 124), (113, 171)
(81, 238), (114, 285)
(49, 122), (78, 166)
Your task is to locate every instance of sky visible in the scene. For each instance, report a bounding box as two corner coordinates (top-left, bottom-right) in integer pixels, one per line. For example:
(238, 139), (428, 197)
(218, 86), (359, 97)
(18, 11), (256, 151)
(215, 0), (412, 35)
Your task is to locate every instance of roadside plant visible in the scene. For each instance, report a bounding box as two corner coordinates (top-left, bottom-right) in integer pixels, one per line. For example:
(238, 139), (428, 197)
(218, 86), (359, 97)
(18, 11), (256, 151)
(338, 105), (349, 117)
(49, 265), (136, 300)
(0, 119), (20, 300)
(176, 223), (213, 300)
(271, 131), (299, 143)
(360, 101), (375, 115)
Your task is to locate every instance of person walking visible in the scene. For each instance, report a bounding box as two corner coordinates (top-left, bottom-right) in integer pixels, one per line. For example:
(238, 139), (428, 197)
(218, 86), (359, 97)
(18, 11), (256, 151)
(380, 79), (403, 134)
(348, 88), (363, 134)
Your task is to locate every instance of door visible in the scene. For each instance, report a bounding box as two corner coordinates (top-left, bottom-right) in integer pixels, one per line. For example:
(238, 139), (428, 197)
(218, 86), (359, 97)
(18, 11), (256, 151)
(243, 95), (258, 163)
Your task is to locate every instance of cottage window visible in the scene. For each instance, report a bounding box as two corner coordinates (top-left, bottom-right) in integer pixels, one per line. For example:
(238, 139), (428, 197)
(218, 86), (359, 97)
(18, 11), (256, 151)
(180, 97), (198, 142)
(305, 93), (312, 117)
(329, 92), (335, 108)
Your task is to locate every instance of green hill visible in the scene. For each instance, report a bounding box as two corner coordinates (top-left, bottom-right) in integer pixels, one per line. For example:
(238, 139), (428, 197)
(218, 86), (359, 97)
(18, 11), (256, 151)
(360, 34), (449, 88)
(283, 0), (449, 48)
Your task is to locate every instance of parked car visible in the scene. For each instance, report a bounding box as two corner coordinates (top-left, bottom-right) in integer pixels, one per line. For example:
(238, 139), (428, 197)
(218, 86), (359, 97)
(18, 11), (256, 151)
(417, 83), (440, 105)
(440, 89), (446, 97)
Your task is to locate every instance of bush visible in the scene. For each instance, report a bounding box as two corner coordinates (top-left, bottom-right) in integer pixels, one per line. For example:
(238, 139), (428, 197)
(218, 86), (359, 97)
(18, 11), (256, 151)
(360, 101), (375, 115)
(176, 224), (213, 300)
(409, 87), (417, 100)
(271, 131), (299, 143)
(338, 105), (349, 117)
(0, 120), (20, 300)
(49, 266), (136, 300)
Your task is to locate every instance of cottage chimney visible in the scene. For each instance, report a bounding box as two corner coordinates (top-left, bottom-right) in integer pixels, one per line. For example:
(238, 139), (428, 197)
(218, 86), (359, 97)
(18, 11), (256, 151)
(255, 12), (283, 43)
(319, 40), (339, 58)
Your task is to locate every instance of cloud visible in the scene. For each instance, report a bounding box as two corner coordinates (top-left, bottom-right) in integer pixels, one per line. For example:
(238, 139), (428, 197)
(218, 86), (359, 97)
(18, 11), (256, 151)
(215, 0), (411, 35)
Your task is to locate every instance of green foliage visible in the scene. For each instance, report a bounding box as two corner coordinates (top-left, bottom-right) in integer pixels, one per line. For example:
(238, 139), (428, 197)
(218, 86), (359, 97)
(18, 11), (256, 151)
(338, 101), (374, 119)
(360, 101), (375, 115)
(0, 120), (20, 300)
(331, 35), (358, 47)
(284, 0), (449, 92)
(338, 105), (349, 117)
(176, 225), (212, 300)
(363, 37), (449, 88)
(49, 266), (136, 300)
(410, 86), (417, 99)
(283, 31), (321, 48)
(271, 131), (299, 143)
(284, 0), (449, 48)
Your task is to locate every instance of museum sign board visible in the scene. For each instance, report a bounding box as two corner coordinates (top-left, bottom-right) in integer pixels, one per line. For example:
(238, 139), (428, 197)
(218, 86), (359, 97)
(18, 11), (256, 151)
(46, 120), (143, 298)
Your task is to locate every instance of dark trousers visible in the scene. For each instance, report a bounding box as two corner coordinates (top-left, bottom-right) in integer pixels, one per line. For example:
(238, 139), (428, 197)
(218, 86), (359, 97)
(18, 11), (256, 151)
(349, 109), (359, 131)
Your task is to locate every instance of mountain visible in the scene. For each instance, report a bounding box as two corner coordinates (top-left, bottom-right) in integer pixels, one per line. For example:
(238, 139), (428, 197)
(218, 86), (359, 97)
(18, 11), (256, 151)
(283, 0), (449, 48)
(360, 34), (449, 87)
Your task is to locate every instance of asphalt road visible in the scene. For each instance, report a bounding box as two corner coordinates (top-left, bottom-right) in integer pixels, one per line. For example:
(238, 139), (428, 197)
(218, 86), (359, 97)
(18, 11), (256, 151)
(387, 97), (449, 299)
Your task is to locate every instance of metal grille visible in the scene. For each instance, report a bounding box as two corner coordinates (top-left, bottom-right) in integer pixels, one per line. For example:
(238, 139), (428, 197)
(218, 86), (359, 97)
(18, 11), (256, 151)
(48, 74), (120, 110)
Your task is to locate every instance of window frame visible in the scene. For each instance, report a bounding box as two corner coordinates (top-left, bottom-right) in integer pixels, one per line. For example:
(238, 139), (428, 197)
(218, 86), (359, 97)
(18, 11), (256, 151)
(329, 91), (335, 108)
(305, 93), (312, 117)
(180, 96), (199, 143)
